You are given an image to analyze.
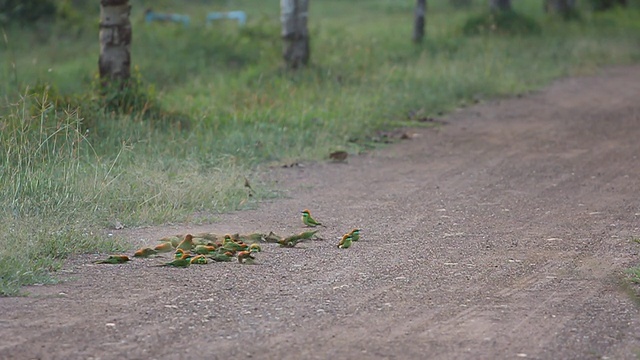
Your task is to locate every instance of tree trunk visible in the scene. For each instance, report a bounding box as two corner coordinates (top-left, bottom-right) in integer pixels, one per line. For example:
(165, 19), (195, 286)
(412, 0), (426, 43)
(592, 0), (627, 11)
(544, 0), (576, 13)
(99, 0), (131, 88)
(281, 0), (310, 69)
(489, 0), (512, 12)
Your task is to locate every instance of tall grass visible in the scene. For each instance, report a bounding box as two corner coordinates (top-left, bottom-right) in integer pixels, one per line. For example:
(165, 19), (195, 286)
(1, 0), (640, 295)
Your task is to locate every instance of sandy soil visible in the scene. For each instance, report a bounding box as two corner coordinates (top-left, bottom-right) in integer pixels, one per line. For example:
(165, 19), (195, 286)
(1, 66), (640, 360)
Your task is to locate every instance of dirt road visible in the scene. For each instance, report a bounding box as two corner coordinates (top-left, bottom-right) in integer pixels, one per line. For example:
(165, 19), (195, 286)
(1, 66), (640, 360)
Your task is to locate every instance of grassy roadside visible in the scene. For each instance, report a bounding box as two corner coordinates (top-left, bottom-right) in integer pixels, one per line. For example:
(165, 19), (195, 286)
(2, 0), (640, 295)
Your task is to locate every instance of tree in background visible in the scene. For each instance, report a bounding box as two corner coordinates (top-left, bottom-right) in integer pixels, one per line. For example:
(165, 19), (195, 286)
(489, 0), (512, 12)
(413, 0), (426, 43)
(0, 0), (56, 24)
(450, 0), (472, 7)
(590, 0), (627, 11)
(99, 0), (131, 88)
(544, 0), (578, 19)
(280, 0), (310, 69)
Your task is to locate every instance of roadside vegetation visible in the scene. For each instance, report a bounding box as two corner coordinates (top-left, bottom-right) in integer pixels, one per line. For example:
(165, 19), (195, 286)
(1, 0), (639, 295)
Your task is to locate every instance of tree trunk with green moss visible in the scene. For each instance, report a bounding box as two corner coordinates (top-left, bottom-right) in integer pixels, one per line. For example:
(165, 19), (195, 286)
(412, 0), (426, 43)
(281, 0), (310, 69)
(99, 0), (131, 88)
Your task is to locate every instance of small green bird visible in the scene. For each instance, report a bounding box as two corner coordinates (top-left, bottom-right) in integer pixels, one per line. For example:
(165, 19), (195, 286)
(158, 236), (182, 248)
(278, 234), (310, 248)
(237, 250), (256, 265)
(174, 248), (192, 260)
(191, 237), (210, 246)
(193, 232), (220, 241)
(95, 255), (130, 264)
(337, 234), (353, 249)
(194, 245), (217, 255)
(154, 242), (174, 253)
(157, 253), (191, 267)
(239, 233), (266, 243)
(190, 255), (208, 265)
(248, 243), (262, 253)
(208, 251), (235, 262)
(301, 209), (323, 227)
(176, 234), (195, 252)
(348, 229), (361, 242)
(222, 234), (249, 252)
(133, 247), (158, 258)
(298, 230), (319, 239)
(263, 231), (283, 243)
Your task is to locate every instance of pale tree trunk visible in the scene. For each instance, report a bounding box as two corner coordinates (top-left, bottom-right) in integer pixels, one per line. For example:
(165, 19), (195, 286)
(544, 0), (576, 14)
(281, 0), (310, 69)
(412, 0), (426, 43)
(489, 0), (512, 11)
(99, 0), (131, 88)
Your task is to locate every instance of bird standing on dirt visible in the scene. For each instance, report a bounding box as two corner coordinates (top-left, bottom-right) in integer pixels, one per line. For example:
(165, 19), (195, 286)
(194, 245), (217, 255)
(337, 234), (353, 249)
(95, 255), (130, 264)
(301, 209), (322, 227)
(278, 234), (309, 248)
(154, 242), (174, 253)
(133, 247), (158, 258)
(158, 235), (182, 248)
(248, 244), (262, 253)
(298, 230), (319, 240)
(208, 251), (235, 262)
(174, 249), (192, 260)
(239, 233), (267, 243)
(176, 234), (195, 252)
(348, 229), (361, 242)
(190, 255), (208, 265)
(157, 253), (191, 268)
(222, 234), (249, 252)
(237, 250), (256, 264)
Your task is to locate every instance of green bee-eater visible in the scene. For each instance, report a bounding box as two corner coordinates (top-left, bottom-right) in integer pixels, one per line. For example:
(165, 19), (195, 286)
(133, 247), (158, 258)
(157, 254), (191, 267)
(278, 234), (309, 248)
(158, 236), (182, 248)
(348, 229), (361, 241)
(298, 230), (319, 239)
(208, 251), (235, 262)
(248, 244), (262, 253)
(154, 242), (174, 253)
(190, 255), (208, 265)
(301, 209), (323, 227)
(237, 250), (256, 264)
(263, 231), (283, 243)
(193, 232), (220, 241)
(337, 234), (353, 249)
(239, 233), (266, 243)
(174, 249), (191, 259)
(176, 234), (195, 252)
(95, 255), (130, 264)
(194, 245), (217, 255)
(222, 234), (249, 252)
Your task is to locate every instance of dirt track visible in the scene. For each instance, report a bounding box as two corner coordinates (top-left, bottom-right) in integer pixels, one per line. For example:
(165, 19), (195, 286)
(1, 66), (640, 360)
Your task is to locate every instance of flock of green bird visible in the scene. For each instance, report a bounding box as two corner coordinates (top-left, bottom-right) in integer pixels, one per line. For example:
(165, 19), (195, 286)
(95, 209), (362, 267)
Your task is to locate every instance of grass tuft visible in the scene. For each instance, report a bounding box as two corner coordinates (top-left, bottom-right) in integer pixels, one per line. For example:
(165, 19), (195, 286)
(462, 11), (542, 36)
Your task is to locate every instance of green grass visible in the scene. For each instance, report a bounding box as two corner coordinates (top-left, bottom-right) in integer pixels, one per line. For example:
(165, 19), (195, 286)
(2, 0), (640, 295)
